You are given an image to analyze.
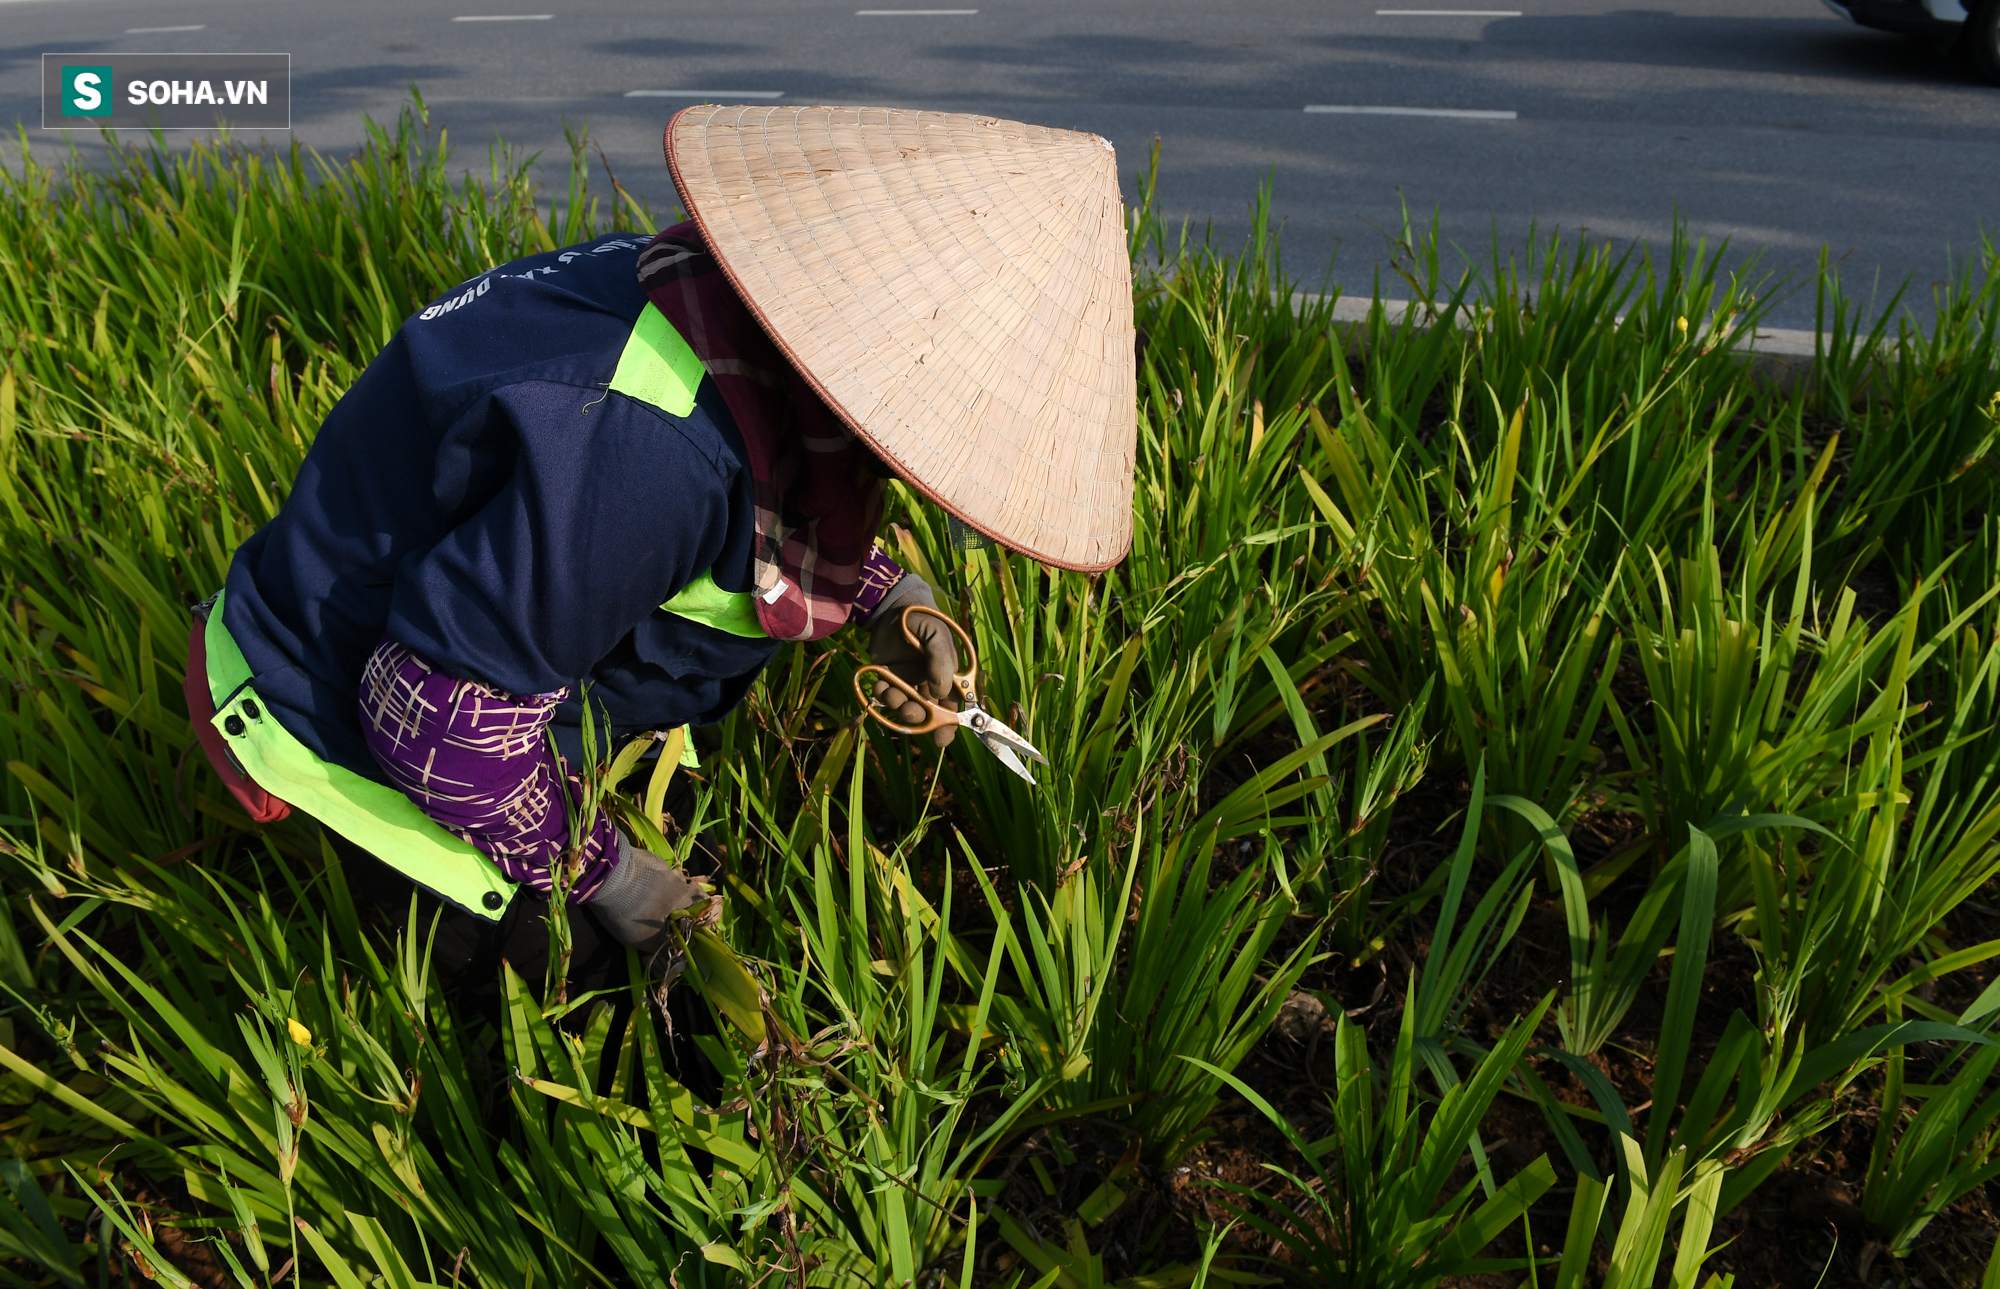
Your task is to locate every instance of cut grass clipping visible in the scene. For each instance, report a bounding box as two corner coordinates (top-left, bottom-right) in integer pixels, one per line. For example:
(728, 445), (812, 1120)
(2, 101), (2000, 1289)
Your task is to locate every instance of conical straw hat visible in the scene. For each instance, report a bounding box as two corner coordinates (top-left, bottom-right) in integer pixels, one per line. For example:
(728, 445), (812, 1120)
(664, 104), (1137, 573)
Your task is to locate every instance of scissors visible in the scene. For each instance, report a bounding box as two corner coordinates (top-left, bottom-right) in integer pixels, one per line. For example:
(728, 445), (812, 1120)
(853, 604), (1049, 785)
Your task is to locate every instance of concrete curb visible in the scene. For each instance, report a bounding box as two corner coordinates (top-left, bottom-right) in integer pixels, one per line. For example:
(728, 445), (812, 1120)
(1321, 294), (1816, 356)
(1311, 293), (1828, 389)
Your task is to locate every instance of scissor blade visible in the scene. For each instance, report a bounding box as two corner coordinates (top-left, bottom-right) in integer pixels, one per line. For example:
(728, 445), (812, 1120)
(985, 723), (1049, 766)
(981, 733), (1038, 784)
(960, 706), (1048, 783)
(963, 706), (1048, 762)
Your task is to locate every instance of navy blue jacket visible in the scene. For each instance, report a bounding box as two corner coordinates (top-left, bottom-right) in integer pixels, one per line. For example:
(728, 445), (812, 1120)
(224, 234), (778, 778)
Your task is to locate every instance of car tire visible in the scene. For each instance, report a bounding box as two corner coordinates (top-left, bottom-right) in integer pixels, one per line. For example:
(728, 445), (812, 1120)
(1970, 0), (2000, 84)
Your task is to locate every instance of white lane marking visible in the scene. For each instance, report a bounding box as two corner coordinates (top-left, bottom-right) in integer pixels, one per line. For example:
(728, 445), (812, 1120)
(625, 89), (786, 98)
(1306, 104), (1517, 119)
(126, 23), (207, 32)
(451, 13), (555, 20)
(856, 7), (978, 12)
(1376, 8), (1522, 13)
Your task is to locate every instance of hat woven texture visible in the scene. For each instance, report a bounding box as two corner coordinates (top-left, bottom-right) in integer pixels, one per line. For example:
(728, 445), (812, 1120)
(665, 104), (1137, 573)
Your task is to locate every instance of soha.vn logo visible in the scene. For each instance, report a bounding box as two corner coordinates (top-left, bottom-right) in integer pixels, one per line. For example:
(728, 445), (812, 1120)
(61, 67), (273, 115)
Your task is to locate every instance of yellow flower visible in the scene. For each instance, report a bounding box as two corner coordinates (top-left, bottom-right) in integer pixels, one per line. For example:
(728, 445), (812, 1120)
(1676, 315), (1689, 335)
(286, 1018), (312, 1047)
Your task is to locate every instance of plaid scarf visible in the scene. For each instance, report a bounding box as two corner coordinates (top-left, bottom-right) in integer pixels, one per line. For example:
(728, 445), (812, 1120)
(637, 224), (886, 642)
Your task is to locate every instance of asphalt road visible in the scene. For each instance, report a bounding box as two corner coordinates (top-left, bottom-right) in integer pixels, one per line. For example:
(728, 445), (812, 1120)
(5, 0), (1997, 328)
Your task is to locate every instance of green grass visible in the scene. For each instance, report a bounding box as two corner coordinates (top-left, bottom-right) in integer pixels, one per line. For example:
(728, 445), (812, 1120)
(2, 106), (2000, 1288)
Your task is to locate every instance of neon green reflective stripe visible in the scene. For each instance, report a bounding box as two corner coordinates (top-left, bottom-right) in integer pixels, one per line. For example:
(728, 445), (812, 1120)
(610, 302), (704, 417)
(615, 306), (764, 641)
(204, 593), (518, 922)
(202, 595), (253, 706)
(660, 569), (766, 638)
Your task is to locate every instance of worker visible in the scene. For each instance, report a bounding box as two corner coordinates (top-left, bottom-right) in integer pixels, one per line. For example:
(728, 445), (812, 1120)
(183, 105), (1136, 991)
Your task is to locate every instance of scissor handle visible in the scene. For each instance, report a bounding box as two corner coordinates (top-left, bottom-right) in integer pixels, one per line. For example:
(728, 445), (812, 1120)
(852, 605), (980, 735)
(853, 665), (956, 735)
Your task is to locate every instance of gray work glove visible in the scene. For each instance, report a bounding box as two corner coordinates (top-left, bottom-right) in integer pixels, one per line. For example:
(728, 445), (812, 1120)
(866, 573), (960, 748)
(586, 834), (710, 956)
